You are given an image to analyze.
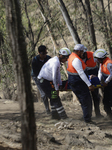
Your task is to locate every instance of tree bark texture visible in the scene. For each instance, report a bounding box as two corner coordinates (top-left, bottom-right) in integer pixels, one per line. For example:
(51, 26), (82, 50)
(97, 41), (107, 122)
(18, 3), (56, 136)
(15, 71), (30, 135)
(85, 0), (97, 51)
(98, 0), (112, 59)
(0, 31), (12, 99)
(5, 0), (37, 150)
(56, 0), (81, 44)
(36, 0), (68, 77)
(36, 0), (59, 53)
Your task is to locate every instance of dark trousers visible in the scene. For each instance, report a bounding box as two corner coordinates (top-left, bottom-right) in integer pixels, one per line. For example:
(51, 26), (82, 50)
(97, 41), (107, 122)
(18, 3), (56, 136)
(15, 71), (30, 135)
(103, 85), (112, 116)
(32, 76), (50, 113)
(91, 89), (101, 116)
(38, 79), (67, 119)
(87, 67), (101, 117)
(70, 82), (92, 122)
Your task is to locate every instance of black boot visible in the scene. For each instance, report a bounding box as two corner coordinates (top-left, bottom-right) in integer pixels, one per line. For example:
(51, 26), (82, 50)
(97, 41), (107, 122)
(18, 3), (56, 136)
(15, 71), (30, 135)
(51, 111), (60, 120)
(58, 111), (68, 119)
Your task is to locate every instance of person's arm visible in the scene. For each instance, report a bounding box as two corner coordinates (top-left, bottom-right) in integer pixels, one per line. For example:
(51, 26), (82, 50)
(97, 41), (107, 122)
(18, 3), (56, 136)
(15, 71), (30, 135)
(52, 62), (61, 91)
(98, 65), (103, 81)
(72, 58), (94, 91)
(58, 70), (62, 86)
(72, 58), (91, 86)
(32, 57), (39, 77)
(105, 63), (112, 84)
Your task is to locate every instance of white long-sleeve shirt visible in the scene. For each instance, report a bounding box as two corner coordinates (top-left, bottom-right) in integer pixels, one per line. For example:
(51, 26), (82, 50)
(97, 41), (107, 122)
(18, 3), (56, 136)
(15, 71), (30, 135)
(72, 58), (91, 87)
(98, 63), (112, 83)
(38, 56), (62, 90)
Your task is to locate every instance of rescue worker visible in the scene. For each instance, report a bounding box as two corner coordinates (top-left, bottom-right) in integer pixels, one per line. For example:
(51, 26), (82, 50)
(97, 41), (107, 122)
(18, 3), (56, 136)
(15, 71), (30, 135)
(94, 49), (112, 119)
(31, 45), (51, 114)
(37, 48), (71, 120)
(83, 47), (103, 118)
(67, 44), (95, 123)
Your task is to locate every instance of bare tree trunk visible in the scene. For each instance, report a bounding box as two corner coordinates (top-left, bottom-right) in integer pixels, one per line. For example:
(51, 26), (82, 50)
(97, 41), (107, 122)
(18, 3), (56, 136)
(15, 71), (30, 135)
(36, 0), (68, 77)
(24, 0), (45, 62)
(107, 0), (112, 57)
(85, 0), (97, 51)
(0, 31), (12, 99)
(56, 0), (81, 44)
(36, 0), (59, 54)
(5, 0), (37, 150)
(98, 0), (112, 59)
(41, 12), (68, 76)
(79, 0), (88, 21)
(107, 0), (112, 32)
(41, 12), (58, 54)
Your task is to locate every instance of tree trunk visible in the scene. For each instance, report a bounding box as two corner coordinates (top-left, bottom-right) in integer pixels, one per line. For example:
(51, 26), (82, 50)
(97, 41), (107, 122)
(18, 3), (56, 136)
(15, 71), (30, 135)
(0, 31), (12, 99)
(40, 12), (68, 77)
(56, 0), (81, 44)
(36, 0), (59, 54)
(5, 0), (37, 150)
(85, 0), (97, 51)
(107, 0), (112, 33)
(98, 0), (112, 59)
(36, 0), (68, 77)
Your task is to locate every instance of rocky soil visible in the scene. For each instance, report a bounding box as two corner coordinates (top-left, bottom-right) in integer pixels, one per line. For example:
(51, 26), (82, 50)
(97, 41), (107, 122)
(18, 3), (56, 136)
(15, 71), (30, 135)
(0, 91), (112, 150)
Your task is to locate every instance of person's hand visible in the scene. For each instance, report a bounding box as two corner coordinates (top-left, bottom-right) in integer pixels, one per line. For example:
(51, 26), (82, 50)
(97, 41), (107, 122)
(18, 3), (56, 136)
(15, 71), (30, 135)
(102, 82), (108, 87)
(89, 75), (96, 79)
(88, 85), (95, 91)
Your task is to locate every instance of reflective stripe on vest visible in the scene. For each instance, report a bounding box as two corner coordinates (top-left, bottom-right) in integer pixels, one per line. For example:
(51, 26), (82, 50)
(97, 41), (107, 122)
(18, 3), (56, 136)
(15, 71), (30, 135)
(101, 57), (112, 76)
(67, 52), (87, 74)
(87, 65), (97, 70)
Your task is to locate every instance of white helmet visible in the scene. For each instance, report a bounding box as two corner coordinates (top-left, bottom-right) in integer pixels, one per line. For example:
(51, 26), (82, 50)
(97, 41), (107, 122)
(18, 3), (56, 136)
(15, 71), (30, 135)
(84, 46), (87, 52)
(93, 49), (108, 58)
(59, 47), (71, 56)
(74, 44), (85, 51)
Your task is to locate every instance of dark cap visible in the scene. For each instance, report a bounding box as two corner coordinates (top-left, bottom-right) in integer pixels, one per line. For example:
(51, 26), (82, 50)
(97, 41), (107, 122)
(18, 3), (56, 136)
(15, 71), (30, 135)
(38, 45), (47, 53)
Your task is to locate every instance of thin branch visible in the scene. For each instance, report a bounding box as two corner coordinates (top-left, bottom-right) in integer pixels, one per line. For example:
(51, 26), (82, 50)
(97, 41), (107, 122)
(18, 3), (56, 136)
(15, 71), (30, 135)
(23, 26), (32, 40)
(34, 22), (45, 49)
(24, 0), (34, 43)
(104, 1), (112, 10)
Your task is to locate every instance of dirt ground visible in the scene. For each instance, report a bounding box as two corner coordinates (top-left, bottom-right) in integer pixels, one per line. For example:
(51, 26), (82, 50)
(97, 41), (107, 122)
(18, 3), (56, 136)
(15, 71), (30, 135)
(0, 91), (112, 150)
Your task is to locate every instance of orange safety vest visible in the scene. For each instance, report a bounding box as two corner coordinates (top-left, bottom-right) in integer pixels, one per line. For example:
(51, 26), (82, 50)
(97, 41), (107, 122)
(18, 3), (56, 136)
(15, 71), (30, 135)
(67, 52), (87, 75)
(85, 51), (96, 68)
(101, 57), (112, 75)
